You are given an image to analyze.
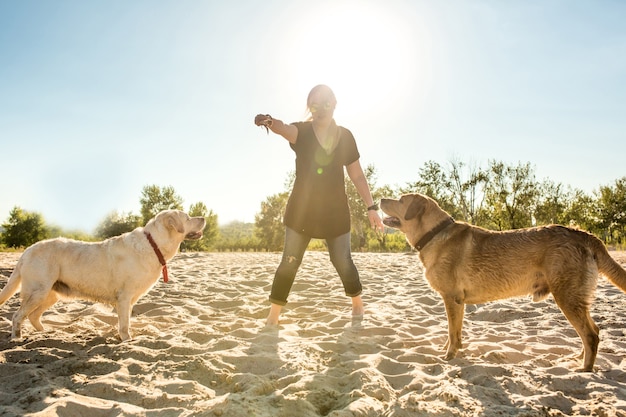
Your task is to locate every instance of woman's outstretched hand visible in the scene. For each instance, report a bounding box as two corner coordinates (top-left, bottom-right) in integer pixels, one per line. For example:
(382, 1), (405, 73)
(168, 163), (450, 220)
(254, 114), (273, 134)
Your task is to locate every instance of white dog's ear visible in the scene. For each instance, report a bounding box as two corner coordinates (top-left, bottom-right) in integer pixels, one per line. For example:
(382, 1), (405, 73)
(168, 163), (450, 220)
(168, 213), (185, 234)
(404, 197), (425, 221)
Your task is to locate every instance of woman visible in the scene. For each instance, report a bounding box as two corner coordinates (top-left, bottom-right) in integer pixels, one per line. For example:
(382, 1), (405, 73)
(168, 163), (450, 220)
(255, 84), (384, 326)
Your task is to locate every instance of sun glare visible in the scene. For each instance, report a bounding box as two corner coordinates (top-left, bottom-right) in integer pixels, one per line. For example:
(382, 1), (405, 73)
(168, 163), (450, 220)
(280, 2), (430, 122)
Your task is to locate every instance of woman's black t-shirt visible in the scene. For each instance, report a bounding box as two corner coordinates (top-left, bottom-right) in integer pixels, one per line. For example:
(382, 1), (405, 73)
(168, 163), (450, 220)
(283, 121), (360, 239)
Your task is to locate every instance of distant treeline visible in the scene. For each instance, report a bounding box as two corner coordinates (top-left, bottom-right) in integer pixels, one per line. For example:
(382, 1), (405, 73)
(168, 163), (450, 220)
(1, 159), (625, 251)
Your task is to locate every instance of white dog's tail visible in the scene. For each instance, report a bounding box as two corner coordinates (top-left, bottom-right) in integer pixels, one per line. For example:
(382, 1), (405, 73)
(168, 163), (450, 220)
(592, 236), (626, 293)
(0, 261), (22, 305)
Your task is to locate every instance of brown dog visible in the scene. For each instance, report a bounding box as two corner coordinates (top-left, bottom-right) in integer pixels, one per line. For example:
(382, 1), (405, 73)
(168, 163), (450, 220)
(381, 193), (626, 371)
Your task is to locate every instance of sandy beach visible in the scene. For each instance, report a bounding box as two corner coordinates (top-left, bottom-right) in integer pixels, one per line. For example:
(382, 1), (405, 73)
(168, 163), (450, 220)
(1, 250), (626, 417)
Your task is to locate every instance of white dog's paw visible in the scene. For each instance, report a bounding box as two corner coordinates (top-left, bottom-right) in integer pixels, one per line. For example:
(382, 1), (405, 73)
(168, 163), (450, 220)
(119, 333), (133, 342)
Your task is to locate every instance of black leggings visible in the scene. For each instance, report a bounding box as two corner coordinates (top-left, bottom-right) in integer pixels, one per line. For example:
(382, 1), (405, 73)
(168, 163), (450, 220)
(269, 227), (362, 306)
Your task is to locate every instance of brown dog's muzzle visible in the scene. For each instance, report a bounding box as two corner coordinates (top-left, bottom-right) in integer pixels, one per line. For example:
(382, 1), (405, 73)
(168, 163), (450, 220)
(380, 198), (402, 228)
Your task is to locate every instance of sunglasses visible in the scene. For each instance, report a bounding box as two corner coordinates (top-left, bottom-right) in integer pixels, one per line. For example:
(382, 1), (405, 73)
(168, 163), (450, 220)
(309, 101), (333, 113)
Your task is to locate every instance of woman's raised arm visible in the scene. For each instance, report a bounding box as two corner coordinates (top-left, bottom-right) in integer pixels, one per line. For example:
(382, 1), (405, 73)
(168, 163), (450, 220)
(254, 114), (298, 144)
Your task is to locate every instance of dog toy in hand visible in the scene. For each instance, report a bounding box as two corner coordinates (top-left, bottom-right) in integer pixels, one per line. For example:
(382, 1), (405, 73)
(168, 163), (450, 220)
(255, 114), (273, 134)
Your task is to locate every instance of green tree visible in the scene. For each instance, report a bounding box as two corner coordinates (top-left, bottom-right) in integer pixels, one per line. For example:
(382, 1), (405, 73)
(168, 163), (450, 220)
(595, 177), (626, 245)
(534, 180), (572, 226)
(95, 211), (142, 239)
(483, 161), (538, 230)
(565, 189), (598, 232)
(400, 160), (457, 216)
(401, 160), (448, 198)
(215, 221), (258, 251)
(255, 192), (288, 251)
(182, 202), (219, 251)
(1, 207), (50, 248)
(47, 226), (94, 241)
(446, 158), (488, 224)
(140, 185), (184, 225)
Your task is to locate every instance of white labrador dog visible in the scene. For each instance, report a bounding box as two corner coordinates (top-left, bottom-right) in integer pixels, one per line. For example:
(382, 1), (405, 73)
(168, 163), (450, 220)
(0, 210), (206, 341)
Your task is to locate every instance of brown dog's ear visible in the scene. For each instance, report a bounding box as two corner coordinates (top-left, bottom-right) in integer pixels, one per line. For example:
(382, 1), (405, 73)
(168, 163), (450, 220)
(404, 197), (425, 220)
(168, 213), (185, 234)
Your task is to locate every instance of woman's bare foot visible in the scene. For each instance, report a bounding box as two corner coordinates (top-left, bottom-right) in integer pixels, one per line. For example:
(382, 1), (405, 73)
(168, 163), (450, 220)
(351, 295), (364, 317)
(265, 303), (282, 326)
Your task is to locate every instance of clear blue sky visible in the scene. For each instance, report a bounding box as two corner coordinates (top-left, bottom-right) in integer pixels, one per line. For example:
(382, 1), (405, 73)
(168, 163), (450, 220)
(1, 0), (624, 232)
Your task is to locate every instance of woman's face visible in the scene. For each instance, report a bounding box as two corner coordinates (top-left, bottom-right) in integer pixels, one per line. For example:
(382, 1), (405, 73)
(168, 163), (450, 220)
(308, 89), (336, 121)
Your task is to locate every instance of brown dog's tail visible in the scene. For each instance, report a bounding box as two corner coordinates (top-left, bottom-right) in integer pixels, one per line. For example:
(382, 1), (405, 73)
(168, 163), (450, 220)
(592, 236), (626, 293)
(0, 260), (22, 305)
